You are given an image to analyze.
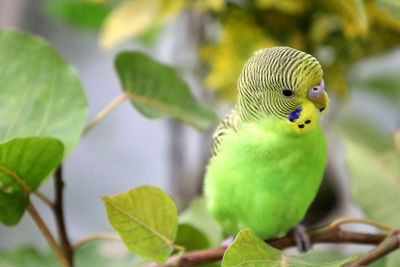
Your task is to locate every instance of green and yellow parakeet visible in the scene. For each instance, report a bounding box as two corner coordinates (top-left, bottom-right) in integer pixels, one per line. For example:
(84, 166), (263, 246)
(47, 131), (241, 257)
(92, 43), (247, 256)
(204, 47), (328, 240)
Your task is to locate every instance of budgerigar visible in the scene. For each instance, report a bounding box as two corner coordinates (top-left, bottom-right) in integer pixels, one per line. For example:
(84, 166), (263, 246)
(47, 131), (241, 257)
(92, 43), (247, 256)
(204, 47), (328, 240)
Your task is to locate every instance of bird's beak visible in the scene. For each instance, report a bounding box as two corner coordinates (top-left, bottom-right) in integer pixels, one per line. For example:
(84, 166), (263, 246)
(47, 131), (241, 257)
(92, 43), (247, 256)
(309, 91), (328, 112)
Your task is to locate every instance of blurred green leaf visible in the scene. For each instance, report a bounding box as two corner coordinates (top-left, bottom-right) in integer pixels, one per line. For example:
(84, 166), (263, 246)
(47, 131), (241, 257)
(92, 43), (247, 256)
(369, 252), (400, 267)
(44, 0), (111, 29)
(377, 0), (400, 19)
(336, 114), (393, 151)
(0, 241), (137, 267)
(353, 74), (400, 101)
(0, 137), (63, 226)
(137, 23), (163, 45)
(175, 223), (210, 252)
(222, 229), (360, 267)
(345, 137), (400, 228)
(386, 252), (400, 267)
(179, 197), (223, 247)
(300, 249), (350, 263)
(0, 29), (87, 156)
(74, 241), (137, 267)
(114, 51), (219, 131)
(0, 247), (59, 267)
(102, 186), (178, 263)
(394, 130), (400, 154)
(99, 0), (185, 49)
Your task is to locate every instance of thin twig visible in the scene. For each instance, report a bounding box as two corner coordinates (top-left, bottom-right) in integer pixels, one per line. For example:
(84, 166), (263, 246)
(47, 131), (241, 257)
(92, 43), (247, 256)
(329, 217), (396, 232)
(27, 202), (70, 267)
(146, 220), (398, 267)
(82, 93), (129, 136)
(54, 165), (73, 266)
(342, 230), (400, 267)
(73, 233), (122, 250)
(32, 191), (53, 207)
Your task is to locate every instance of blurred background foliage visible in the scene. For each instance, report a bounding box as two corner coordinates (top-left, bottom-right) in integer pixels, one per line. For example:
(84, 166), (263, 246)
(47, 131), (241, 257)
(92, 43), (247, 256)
(1, 0), (399, 265)
(46, 0), (400, 99)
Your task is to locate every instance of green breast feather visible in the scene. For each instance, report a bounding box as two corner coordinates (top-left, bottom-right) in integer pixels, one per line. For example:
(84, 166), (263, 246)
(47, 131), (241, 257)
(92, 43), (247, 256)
(204, 101), (327, 239)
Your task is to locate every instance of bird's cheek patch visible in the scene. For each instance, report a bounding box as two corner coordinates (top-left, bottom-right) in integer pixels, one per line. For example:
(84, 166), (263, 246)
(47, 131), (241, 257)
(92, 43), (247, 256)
(287, 107), (302, 122)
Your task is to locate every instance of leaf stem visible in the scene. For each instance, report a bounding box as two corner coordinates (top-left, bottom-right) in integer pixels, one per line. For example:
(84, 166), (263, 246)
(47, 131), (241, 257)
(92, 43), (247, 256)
(72, 233), (122, 250)
(82, 93), (129, 136)
(27, 202), (70, 267)
(53, 165), (73, 266)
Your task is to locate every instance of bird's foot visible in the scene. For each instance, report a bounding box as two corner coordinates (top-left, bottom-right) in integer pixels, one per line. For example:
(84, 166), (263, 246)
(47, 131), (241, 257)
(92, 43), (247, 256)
(290, 224), (311, 252)
(221, 235), (236, 248)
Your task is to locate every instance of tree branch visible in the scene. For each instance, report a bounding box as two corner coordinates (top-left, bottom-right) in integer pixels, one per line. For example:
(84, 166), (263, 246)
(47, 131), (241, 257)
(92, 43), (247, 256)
(54, 165), (73, 266)
(27, 202), (70, 267)
(146, 219), (399, 267)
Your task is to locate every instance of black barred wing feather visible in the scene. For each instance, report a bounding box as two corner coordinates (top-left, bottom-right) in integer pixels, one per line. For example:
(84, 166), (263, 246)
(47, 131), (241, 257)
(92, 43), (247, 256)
(211, 106), (240, 156)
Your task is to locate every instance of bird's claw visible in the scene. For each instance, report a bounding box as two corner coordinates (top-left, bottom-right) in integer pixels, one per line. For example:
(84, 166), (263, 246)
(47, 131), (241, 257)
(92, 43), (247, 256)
(290, 224), (311, 252)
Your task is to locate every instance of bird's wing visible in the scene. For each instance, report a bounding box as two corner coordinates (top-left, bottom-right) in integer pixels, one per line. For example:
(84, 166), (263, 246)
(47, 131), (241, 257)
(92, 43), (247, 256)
(211, 106), (240, 156)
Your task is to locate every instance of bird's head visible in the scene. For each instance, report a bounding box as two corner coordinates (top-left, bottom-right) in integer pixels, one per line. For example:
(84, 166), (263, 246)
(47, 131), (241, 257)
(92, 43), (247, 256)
(237, 47), (328, 121)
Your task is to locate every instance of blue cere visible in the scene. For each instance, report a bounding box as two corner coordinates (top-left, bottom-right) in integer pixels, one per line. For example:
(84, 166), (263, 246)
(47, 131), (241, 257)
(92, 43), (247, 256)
(287, 107), (302, 122)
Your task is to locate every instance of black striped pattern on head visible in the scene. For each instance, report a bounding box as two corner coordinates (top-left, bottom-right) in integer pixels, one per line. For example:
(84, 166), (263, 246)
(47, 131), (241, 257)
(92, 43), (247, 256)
(237, 46), (323, 121)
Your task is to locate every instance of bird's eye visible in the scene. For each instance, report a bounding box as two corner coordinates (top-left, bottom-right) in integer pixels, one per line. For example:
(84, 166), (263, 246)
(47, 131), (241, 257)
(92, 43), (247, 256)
(281, 89), (294, 98)
(308, 79), (325, 99)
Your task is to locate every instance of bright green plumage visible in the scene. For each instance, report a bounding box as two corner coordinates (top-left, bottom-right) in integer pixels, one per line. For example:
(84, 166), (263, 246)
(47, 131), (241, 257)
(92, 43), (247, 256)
(204, 47), (328, 239)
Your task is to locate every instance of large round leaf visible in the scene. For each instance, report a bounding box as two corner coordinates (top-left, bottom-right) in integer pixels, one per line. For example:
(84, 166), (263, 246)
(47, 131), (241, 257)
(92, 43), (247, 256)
(0, 29), (87, 155)
(345, 137), (400, 228)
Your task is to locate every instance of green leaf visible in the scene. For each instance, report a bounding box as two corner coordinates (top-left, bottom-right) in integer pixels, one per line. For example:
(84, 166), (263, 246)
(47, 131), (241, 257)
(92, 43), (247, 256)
(137, 23), (164, 45)
(222, 229), (360, 267)
(394, 130), (400, 154)
(222, 229), (282, 267)
(102, 185), (178, 263)
(377, 0), (400, 19)
(114, 51), (219, 131)
(0, 246), (59, 267)
(0, 137), (64, 226)
(99, 0), (185, 49)
(175, 223), (210, 252)
(179, 197), (223, 247)
(300, 249), (352, 264)
(0, 29), (88, 155)
(345, 138), (400, 228)
(74, 241), (137, 267)
(44, 0), (111, 29)
(386, 252), (400, 267)
(353, 74), (400, 101)
(0, 241), (137, 267)
(335, 114), (393, 152)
